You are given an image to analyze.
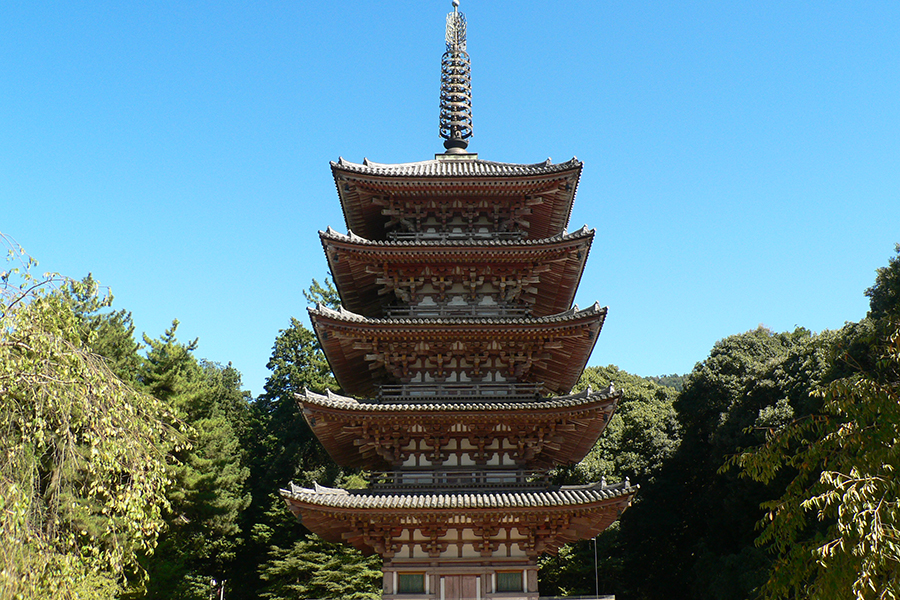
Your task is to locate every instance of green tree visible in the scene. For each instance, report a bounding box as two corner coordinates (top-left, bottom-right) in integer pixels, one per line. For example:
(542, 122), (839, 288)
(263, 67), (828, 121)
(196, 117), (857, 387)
(62, 274), (143, 384)
(230, 316), (341, 598)
(645, 373), (688, 392)
(571, 365), (681, 484)
(0, 239), (182, 599)
(138, 324), (251, 600)
(247, 317), (338, 516)
(724, 245), (900, 599)
(613, 327), (837, 600)
(728, 324), (900, 599)
(866, 243), (900, 323)
(234, 276), (381, 600)
(303, 277), (340, 309)
(259, 535), (382, 600)
(539, 365), (682, 597)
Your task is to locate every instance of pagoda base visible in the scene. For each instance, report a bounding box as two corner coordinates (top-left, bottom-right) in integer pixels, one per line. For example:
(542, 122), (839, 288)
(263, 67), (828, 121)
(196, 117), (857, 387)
(281, 478), (636, 598)
(383, 557), (538, 600)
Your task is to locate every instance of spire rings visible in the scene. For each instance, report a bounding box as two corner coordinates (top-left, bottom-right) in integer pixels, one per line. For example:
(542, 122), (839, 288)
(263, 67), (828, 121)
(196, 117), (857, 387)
(439, 49), (473, 145)
(440, 6), (472, 151)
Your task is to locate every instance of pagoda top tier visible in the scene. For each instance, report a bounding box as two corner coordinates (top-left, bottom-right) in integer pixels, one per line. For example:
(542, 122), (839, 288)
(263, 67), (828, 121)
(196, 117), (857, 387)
(332, 155), (583, 241)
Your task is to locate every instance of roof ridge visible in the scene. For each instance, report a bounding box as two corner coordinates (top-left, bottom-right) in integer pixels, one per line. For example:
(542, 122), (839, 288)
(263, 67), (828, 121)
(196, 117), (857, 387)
(296, 385), (622, 411)
(308, 302), (607, 325)
(281, 479), (638, 508)
(319, 227), (596, 247)
(330, 157), (583, 177)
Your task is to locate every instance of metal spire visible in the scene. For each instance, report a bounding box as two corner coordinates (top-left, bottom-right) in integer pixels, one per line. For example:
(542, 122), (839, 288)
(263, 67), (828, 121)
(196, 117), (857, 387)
(439, 0), (473, 153)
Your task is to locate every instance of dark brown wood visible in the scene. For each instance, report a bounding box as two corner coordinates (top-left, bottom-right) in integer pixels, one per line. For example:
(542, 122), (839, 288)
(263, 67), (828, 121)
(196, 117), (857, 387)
(309, 304), (606, 397)
(332, 157), (583, 241)
(283, 112), (629, 591)
(300, 388), (619, 470)
(321, 227), (594, 318)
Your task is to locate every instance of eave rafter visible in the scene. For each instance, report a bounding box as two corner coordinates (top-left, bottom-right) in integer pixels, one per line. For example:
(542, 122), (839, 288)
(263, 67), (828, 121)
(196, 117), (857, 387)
(332, 158), (583, 241)
(281, 482), (636, 558)
(309, 304), (606, 397)
(321, 227), (595, 318)
(298, 386), (621, 469)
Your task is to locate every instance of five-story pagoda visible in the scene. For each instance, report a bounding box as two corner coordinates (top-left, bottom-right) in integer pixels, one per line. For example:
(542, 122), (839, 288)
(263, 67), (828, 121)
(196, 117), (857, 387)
(282, 3), (636, 598)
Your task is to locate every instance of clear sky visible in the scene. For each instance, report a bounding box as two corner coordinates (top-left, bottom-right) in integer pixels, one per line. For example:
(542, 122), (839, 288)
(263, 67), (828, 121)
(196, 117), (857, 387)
(3, 1), (898, 397)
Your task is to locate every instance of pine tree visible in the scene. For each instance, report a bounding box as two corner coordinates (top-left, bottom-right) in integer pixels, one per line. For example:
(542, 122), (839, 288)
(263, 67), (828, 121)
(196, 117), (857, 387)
(230, 317), (341, 597)
(138, 324), (251, 599)
(259, 535), (382, 600)
(62, 274), (143, 384)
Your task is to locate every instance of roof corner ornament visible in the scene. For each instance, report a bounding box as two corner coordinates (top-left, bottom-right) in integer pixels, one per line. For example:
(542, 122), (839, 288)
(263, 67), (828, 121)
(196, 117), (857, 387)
(440, 0), (473, 153)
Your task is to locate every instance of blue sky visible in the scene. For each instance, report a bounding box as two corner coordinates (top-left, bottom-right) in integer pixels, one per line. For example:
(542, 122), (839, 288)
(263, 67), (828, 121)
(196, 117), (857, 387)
(3, 1), (898, 397)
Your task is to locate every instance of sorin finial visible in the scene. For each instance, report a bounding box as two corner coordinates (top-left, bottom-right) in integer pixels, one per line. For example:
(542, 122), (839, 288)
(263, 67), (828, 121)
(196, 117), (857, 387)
(439, 0), (472, 153)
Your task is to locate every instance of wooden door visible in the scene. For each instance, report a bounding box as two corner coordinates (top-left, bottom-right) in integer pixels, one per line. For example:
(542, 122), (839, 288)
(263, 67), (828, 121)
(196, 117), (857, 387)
(460, 575), (478, 599)
(443, 575), (478, 599)
(444, 575), (459, 599)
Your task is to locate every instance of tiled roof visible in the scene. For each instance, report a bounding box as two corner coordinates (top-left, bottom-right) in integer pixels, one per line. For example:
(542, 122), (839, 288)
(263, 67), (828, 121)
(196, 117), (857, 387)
(331, 156), (583, 242)
(309, 301), (606, 326)
(310, 300), (605, 397)
(321, 225), (593, 319)
(320, 225), (593, 247)
(281, 479), (637, 511)
(299, 384), (617, 413)
(333, 156), (582, 178)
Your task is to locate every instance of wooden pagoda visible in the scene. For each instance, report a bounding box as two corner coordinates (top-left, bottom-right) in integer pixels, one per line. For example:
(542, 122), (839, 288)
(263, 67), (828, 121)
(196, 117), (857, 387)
(281, 3), (636, 598)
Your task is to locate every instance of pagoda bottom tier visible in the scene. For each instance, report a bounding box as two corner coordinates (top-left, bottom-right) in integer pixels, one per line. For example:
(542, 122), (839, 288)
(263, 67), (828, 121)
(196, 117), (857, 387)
(280, 480), (636, 600)
(382, 560), (538, 600)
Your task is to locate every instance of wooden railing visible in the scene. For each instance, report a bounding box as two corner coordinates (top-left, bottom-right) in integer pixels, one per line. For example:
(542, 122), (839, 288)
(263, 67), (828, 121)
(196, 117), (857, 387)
(384, 304), (530, 319)
(367, 469), (549, 492)
(386, 230), (525, 242)
(376, 382), (543, 403)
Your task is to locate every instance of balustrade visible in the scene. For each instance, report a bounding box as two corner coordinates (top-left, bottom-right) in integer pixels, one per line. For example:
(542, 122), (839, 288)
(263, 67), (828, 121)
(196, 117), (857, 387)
(377, 382), (543, 402)
(386, 230), (525, 242)
(368, 468), (549, 492)
(384, 303), (530, 319)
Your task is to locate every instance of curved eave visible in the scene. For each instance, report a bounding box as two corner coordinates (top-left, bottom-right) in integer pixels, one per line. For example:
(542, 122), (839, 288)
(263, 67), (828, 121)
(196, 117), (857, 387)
(333, 156), (584, 178)
(298, 386), (621, 469)
(309, 304), (606, 398)
(300, 383), (617, 413)
(320, 226), (594, 318)
(331, 157), (583, 241)
(280, 481), (637, 554)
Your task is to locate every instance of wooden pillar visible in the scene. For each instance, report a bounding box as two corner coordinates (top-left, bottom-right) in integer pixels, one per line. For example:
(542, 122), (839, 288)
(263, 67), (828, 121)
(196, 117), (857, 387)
(383, 570), (394, 595)
(526, 568), (539, 593)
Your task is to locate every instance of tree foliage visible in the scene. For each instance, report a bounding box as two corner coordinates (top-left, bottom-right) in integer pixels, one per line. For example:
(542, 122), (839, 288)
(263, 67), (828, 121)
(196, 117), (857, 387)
(729, 325), (900, 599)
(238, 277), (387, 600)
(540, 365), (682, 597)
(138, 325), (251, 600)
(62, 274), (143, 385)
(571, 365), (681, 485)
(0, 238), (183, 599)
(303, 277), (340, 310)
(866, 243), (900, 324)
(724, 247), (900, 600)
(259, 535), (382, 600)
(230, 311), (346, 598)
(610, 326), (837, 600)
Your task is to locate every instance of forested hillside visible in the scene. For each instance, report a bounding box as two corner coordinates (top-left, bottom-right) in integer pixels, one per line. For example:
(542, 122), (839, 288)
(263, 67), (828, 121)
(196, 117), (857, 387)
(3, 238), (898, 599)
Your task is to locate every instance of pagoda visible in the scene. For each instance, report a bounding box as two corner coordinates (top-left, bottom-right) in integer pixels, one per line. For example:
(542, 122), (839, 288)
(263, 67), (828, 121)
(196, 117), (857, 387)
(281, 3), (636, 598)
